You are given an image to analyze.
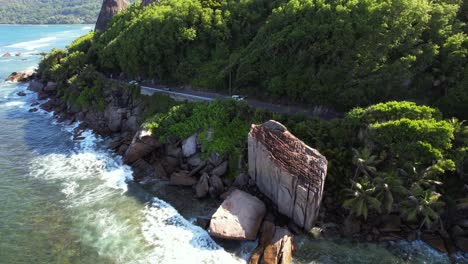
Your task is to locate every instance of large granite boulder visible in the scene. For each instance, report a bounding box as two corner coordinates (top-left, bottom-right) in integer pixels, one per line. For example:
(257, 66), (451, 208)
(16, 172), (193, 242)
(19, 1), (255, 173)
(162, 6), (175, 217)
(95, 0), (128, 32)
(28, 79), (44, 92)
(209, 189), (266, 240)
(124, 128), (161, 164)
(248, 120), (327, 231)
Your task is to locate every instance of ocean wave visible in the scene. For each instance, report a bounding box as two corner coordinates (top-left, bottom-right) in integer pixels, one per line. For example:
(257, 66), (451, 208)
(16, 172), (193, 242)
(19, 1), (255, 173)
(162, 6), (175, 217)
(6, 37), (57, 51)
(27, 118), (242, 264)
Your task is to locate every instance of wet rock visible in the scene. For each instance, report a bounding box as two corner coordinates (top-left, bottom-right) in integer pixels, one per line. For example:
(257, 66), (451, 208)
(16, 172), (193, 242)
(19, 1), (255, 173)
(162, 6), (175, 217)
(455, 236), (468, 252)
(208, 174), (224, 198)
(104, 105), (125, 132)
(248, 120), (328, 230)
(28, 79), (44, 92)
(117, 144), (128, 155)
(195, 173), (210, 198)
(37, 91), (48, 100)
(2, 52), (12, 57)
(28, 108), (38, 113)
(209, 189), (266, 240)
(211, 160), (228, 177)
(182, 133), (197, 158)
(132, 159), (154, 180)
(153, 162), (168, 180)
(6, 69), (35, 82)
(95, 0), (129, 32)
(451, 225), (465, 238)
(195, 217), (211, 230)
(30, 102), (40, 107)
(170, 170), (197, 186)
(17, 91), (26, 96)
(422, 233), (447, 253)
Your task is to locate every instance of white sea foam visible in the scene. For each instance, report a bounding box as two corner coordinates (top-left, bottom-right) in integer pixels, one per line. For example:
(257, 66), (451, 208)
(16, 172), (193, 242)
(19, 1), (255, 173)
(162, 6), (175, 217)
(0, 101), (26, 108)
(27, 120), (242, 263)
(6, 37), (57, 51)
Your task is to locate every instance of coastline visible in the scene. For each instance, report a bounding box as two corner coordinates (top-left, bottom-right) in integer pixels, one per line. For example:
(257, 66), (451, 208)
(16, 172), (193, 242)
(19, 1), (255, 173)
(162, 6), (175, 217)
(8, 69), (466, 263)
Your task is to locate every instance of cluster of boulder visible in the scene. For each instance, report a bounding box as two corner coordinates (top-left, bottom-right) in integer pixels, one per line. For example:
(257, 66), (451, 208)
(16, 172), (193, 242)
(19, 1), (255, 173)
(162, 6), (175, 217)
(5, 69), (36, 82)
(20, 71), (333, 263)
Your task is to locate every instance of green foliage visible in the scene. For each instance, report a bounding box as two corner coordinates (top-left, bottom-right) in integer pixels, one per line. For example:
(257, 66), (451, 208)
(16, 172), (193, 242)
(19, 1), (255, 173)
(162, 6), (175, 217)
(144, 100), (252, 156)
(84, 0), (468, 119)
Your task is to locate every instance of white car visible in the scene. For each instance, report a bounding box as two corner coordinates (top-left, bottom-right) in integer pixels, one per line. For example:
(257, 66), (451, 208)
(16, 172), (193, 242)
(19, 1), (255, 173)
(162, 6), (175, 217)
(231, 95), (246, 101)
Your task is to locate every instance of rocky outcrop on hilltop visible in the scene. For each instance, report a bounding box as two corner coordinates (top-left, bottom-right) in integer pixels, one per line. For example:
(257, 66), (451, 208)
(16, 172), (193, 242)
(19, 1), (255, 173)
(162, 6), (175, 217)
(95, 0), (128, 32)
(5, 69), (36, 82)
(142, 0), (157, 6)
(248, 120), (328, 231)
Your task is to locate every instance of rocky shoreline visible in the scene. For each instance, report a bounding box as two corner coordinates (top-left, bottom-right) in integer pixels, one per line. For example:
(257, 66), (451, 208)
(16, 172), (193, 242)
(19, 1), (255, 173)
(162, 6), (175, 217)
(9, 70), (468, 263)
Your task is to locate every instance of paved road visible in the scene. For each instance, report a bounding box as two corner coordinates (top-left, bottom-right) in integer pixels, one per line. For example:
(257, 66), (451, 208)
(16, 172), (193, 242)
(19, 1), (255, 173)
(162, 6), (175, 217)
(140, 85), (340, 120)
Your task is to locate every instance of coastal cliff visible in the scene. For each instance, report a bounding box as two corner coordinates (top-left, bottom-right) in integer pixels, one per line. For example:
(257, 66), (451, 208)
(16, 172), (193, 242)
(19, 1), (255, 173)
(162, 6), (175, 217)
(95, 0), (128, 32)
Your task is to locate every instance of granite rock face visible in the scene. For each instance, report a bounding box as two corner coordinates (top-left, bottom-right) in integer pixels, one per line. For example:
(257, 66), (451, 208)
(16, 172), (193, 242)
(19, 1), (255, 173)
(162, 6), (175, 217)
(209, 189), (266, 240)
(95, 0), (128, 32)
(248, 120), (328, 230)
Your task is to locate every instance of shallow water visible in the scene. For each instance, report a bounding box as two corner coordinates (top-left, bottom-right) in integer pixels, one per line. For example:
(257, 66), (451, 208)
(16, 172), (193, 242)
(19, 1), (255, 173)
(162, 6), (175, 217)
(0, 25), (466, 264)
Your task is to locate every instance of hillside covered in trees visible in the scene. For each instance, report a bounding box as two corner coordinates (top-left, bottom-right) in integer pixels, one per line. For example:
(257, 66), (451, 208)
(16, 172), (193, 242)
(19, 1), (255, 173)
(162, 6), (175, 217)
(0, 0), (102, 24)
(83, 0), (467, 119)
(37, 0), (468, 254)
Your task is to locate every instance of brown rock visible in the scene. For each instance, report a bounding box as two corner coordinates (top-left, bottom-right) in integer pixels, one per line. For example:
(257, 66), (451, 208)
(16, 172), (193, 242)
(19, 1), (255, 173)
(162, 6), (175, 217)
(132, 159), (154, 180)
(208, 174), (224, 198)
(422, 233), (447, 253)
(249, 221), (276, 264)
(153, 162), (168, 180)
(95, 0), (128, 32)
(195, 217), (211, 230)
(124, 142), (153, 164)
(248, 120), (327, 230)
(262, 227), (294, 264)
(28, 108), (38, 113)
(209, 190), (266, 240)
(6, 69), (35, 82)
(211, 160), (228, 177)
(170, 171), (197, 186)
(195, 173), (210, 198)
(2, 52), (12, 57)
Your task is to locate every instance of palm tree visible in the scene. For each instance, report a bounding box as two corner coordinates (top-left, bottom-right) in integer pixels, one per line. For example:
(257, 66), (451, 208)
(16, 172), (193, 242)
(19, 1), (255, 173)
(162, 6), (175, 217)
(400, 184), (445, 229)
(343, 179), (381, 220)
(352, 147), (381, 179)
(373, 171), (409, 214)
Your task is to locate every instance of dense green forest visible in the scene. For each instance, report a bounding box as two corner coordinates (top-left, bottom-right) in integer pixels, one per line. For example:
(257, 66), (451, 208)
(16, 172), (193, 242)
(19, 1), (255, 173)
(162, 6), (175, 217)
(87, 0), (467, 118)
(37, 0), (468, 248)
(0, 0), (102, 24)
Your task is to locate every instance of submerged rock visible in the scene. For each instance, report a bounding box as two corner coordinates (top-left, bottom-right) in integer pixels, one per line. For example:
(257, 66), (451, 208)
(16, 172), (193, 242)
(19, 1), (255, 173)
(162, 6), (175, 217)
(209, 189), (266, 240)
(248, 120), (327, 230)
